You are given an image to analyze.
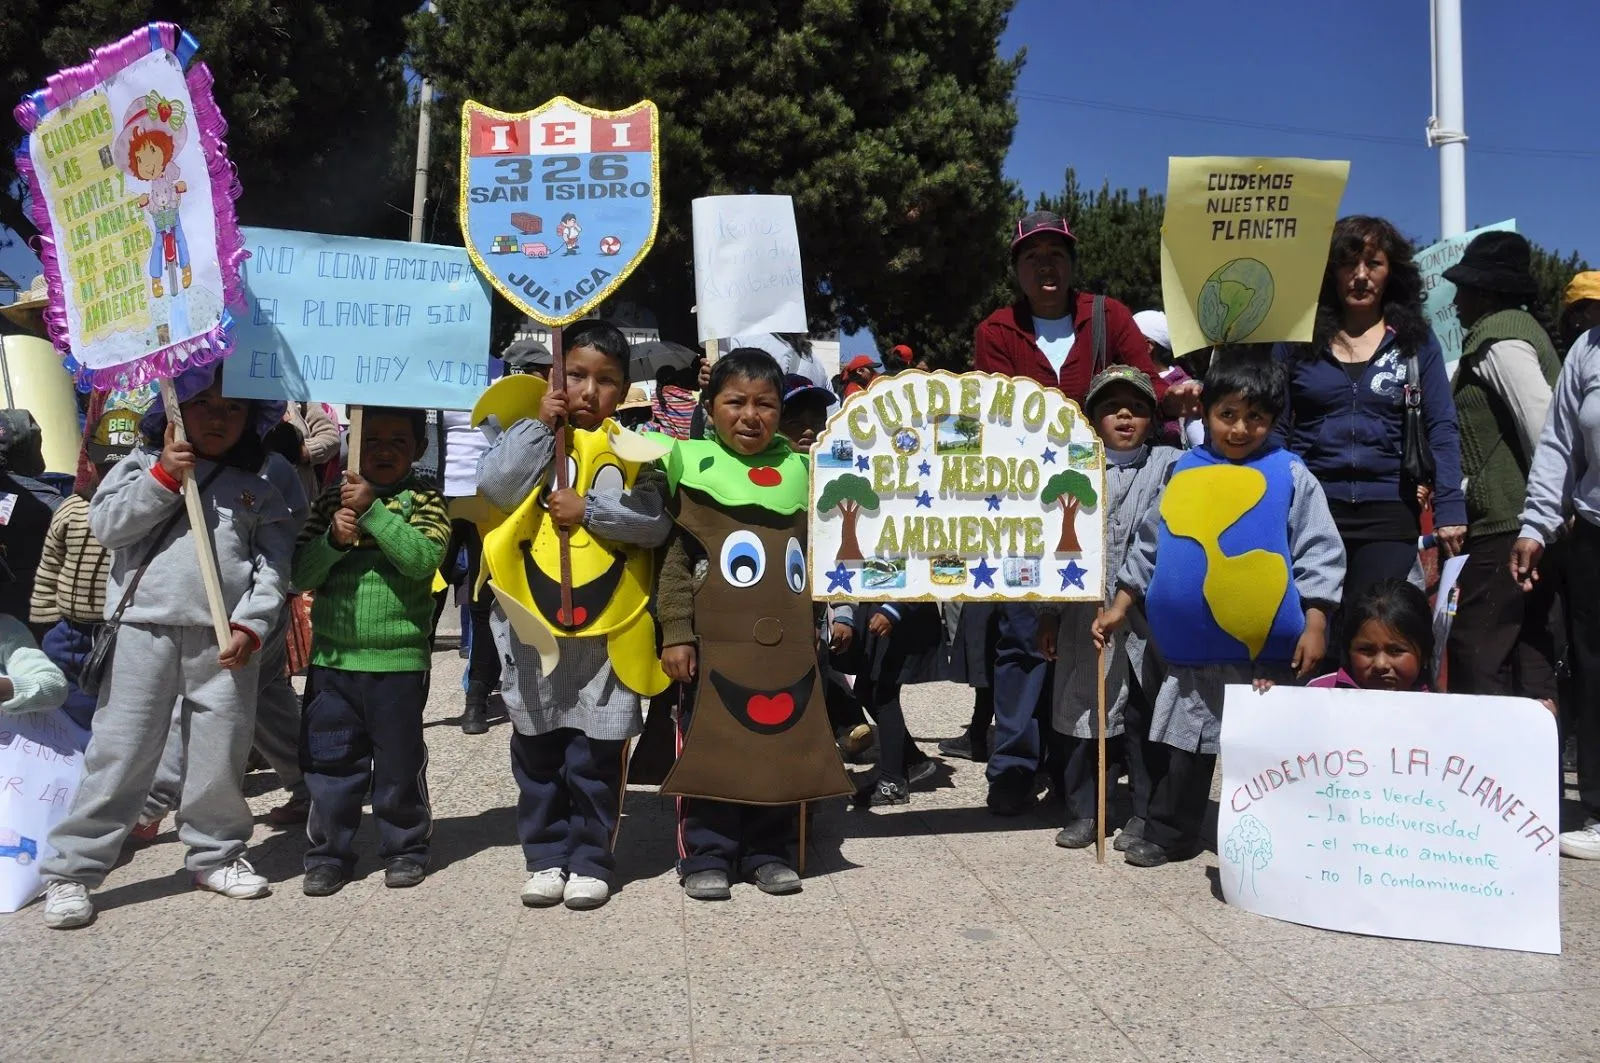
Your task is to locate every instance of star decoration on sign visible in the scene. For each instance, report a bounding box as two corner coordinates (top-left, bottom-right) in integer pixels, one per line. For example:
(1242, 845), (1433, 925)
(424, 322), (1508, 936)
(918, 459), (932, 477)
(855, 455), (870, 472)
(985, 494), (1002, 511)
(915, 490), (933, 508)
(1041, 447), (1057, 465)
(969, 558), (997, 589)
(826, 562), (854, 593)
(1059, 562), (1088, 591)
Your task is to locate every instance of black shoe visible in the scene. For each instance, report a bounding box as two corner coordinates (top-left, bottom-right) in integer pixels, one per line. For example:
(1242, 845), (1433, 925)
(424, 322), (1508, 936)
(986, 776), (1033, 817)
(461, 682), (490, 735)
(384, 858), (427, 889)
(1123, 837), (1200, 868)
(906, 755), (939, 787)
(854, 777), (909, 807)
(938, 733), (989, 763)
(683, 869), (732, 901)
(1054, 818), (1097, 849)
(752, 862), (802, 895)
(1113, 817), (1145, 853)
(303, 864), (348, 896)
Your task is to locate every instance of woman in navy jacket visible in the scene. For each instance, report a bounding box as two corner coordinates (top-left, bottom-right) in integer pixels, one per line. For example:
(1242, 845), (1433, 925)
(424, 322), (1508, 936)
(1273, 216), (1467, 612)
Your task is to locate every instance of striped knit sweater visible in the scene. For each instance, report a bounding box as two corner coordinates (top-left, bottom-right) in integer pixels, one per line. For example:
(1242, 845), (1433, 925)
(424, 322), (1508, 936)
(28, 494), (110, 625)
(292, 476), (450, 672)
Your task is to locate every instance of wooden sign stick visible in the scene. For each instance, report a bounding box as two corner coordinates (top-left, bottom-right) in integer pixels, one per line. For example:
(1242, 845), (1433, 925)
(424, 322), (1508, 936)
(550, 327), (575, 625)
(158, 378), (233, 647)
(345, 406), (364, 479)
(1095, 644), (1108, 865)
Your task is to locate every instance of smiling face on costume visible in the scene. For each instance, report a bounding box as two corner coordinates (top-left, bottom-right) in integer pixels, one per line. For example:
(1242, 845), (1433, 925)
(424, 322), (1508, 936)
(181, 381), (248, 459)
(1348, 618), (1424, 691)
(1014, 235), (1075, 318)
(1091, 382), (1155, 453)
(710, 374), (781, 456)
(560, 343), (628, 430)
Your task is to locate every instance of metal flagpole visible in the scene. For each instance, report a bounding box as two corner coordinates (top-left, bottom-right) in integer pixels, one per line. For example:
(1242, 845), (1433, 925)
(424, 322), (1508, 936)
(1428, 0), (1468, 238)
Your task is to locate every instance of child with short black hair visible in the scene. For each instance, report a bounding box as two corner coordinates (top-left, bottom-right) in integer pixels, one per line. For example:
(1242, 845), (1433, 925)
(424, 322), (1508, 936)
(293, 405), (448, 895)
(479, 319), (671, 911)
(1096, 351), (1345, 867)
(1039, 366), (1180, 851)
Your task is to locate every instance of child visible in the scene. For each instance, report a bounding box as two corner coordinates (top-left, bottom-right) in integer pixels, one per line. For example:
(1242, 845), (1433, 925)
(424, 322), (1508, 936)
(478, 320), (671, 911)
(1039, 366), (1181, 851)
(846, 602), (944, 806)
(292, 407), (449, 895)
(657, 349), (851, 900)
(40, 369), (293, 928)
(0, 611), (68, 715)
(1095, 352), (1344, 868)
(1309, 579), (1433, 691)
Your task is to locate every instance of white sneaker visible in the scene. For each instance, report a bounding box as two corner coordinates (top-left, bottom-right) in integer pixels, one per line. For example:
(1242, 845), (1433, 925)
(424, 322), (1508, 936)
(42, 881), (93, 929)
(563, 874), (610, 910)
(1560, 820), (1600, 860)
(193, 858), (270, 899)
(520, 867), (567, 907)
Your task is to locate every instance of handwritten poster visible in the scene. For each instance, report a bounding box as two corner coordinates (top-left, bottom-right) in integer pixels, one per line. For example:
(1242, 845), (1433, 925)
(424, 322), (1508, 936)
(223, 227), (492, 410)
(1160, 156), (1349, 357)
(458, 97), (659, 327)
(1418, 220), (1517, 367)
(1219, 685), (1560, 954)
(692, 195), (808, 343)
(15, 26), (244, 389)
(809, 370), (1105, 604)
(0, 710), (88, 913)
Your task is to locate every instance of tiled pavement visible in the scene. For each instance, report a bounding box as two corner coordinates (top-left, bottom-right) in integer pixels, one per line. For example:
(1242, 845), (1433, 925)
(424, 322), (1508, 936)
(3, 647), (1596, 1062)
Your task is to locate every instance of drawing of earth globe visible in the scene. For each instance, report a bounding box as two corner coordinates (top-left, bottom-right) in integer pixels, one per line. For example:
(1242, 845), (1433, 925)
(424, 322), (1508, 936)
(1198, 258), (1274, 343)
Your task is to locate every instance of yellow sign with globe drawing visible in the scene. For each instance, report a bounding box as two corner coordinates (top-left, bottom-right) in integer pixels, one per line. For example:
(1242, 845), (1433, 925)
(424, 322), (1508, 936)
(1159, 156), (1349, 357)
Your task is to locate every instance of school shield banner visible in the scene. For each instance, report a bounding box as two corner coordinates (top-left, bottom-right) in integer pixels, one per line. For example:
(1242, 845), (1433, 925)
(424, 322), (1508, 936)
(459, 97), (660, 327)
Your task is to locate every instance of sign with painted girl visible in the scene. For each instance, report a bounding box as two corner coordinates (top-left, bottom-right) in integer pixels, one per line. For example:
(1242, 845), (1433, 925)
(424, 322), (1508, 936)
(458, 96), (660, 326)
(810, 370), (1106, 604)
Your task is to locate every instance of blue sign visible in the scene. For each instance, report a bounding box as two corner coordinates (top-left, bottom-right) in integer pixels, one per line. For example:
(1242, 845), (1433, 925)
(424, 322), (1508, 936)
(458, 97), (660, 327)
(1417, 219), (1516, 367)
(222, 227), (492, 409)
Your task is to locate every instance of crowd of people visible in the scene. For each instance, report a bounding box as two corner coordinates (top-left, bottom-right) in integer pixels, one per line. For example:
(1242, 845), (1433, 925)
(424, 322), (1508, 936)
(1, 205), (1597, 930)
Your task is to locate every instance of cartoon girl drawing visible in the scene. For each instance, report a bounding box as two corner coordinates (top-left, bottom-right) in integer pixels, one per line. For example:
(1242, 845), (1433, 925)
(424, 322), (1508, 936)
(114, 91), (190, 298)
(557, 213), (581, 256)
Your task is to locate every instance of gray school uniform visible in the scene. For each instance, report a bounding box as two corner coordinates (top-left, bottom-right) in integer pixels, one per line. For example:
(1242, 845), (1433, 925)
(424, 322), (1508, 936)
(43, 450), (294, 884)
(1117, 457), (1344, 755)
(477, 417), (672, 741)
(1048, 445), (1180, 739)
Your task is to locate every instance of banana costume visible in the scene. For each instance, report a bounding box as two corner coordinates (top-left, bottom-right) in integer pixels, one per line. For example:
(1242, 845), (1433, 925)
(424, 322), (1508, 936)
(469, 374), (670, 697)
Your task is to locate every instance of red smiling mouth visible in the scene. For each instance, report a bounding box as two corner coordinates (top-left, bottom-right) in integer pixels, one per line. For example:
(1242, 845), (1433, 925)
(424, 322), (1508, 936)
(707, 667), (816, 735)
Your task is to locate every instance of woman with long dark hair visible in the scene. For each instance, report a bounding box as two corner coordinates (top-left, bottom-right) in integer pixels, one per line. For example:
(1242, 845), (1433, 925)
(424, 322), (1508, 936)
(1273, 216), (1467, 610)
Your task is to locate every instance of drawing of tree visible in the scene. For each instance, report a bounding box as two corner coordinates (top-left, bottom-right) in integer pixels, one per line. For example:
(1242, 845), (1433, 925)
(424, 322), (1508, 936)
(817, 474), (880, 562)
(1223, 814), (1274, 898)
(1040, 469), (1098, 553)
(953, 415), (981, 445)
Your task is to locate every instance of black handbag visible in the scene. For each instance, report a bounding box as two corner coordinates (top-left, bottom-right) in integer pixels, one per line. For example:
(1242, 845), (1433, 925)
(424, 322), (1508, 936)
(80, 465), (223, 696)
(1400, 351), (1435, 491)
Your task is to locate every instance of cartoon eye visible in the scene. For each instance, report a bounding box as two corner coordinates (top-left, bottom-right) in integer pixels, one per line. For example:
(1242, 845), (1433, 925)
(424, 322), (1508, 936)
(719, 530), (766, 589)
(590, 462), (625, 497)
(785, 537), (806, 594)
(543, 455), (580, 493)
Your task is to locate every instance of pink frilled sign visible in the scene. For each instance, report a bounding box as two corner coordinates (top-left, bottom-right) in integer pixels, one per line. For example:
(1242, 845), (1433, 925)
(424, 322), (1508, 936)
(13, 23), (245, 390)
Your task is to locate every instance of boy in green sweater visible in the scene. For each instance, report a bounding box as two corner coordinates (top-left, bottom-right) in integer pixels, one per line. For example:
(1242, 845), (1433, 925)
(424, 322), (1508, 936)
(292, 408), (450, 895)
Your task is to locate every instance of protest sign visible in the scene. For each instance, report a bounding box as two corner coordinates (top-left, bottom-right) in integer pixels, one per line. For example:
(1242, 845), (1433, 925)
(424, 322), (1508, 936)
(810, 370), (1105, 604)
(223, 227), (492, 410)
(1219, 685), (1560, 954)
(1160, 157), (1349, 357)
(14, 23), (245, 390)
(1417, 220), (1517, 367)
(458, 97), (659, 328)
(692, 195), (808, 343)
(0, 709), (88, 913)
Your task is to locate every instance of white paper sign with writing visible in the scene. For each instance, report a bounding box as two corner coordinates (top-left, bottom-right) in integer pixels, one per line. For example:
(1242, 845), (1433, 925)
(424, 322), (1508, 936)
(809, 370), (1105, 604)
(1219, 685), (1560, 954)
(0, 709), (89, 913)
(692, 195), (807, 342)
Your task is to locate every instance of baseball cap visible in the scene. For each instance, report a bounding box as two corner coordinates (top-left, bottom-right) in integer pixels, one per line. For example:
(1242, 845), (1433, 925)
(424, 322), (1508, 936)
(782, 373), (834, 408)
(1084, 365), (1157, 411)
(87, 405), (142, 465)
(890, 343), (914, 360)
(1010, 210), (1076, 256)
(842, 354), (878, 374)
(1565, 271), (1600, 307)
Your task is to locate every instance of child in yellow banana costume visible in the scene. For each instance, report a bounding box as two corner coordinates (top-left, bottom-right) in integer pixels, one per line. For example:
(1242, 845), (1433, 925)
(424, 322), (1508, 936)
(473, 321), (671, 912)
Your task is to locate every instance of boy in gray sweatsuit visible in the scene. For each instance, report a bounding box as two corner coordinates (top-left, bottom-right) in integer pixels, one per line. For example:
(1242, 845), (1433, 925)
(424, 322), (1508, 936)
(41, 370), (294, 928)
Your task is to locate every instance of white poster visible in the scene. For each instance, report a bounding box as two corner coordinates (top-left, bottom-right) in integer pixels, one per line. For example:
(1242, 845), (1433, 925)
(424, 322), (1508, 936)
(0, 709), (89, 913)
(809, 370), (1106, 604)
(1219, 685), (1560, 954)
(692, 195), (808, 342)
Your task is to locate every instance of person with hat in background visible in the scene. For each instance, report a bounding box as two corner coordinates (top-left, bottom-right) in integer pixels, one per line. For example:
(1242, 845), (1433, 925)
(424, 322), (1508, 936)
(970, 209), (1197, 817)
(840, 355), (881, 398)
(1561, 271), (1600, 352)
(1445, 230), (1562, 703)
(0, 409), (61, 632)
(1132, 309), (1206, 448)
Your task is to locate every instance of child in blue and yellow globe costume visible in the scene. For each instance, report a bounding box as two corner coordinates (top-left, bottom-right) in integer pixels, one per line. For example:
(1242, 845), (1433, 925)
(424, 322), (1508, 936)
(1095, 351), (1345, 868)
(474, 320), (672, 912)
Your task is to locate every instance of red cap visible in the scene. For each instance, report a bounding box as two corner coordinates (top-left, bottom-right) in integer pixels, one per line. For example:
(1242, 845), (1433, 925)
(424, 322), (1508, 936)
(843, 355), (878, 373)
